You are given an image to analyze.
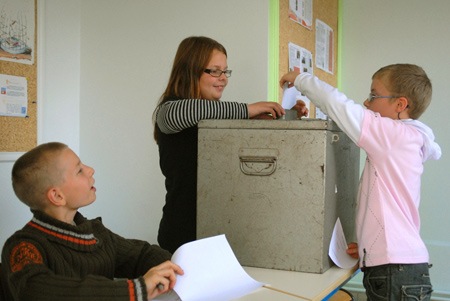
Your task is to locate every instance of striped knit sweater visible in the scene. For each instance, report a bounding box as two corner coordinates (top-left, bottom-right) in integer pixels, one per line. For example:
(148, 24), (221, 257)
(1, 210), (171, 301)
(155, 98), (249, 253)
(155, 98), (249, 134)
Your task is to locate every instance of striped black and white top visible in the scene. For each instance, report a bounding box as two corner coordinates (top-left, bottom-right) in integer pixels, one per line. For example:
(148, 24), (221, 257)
(155, 99), (249, 134)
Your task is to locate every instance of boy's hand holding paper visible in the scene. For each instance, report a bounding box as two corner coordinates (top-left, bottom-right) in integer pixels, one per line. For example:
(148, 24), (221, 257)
(154, 235), (264, 301)
(328, 218), (359, 269)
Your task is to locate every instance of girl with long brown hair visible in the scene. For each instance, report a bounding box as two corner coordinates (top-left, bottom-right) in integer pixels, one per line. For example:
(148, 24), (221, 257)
(153, 36), (290, 253)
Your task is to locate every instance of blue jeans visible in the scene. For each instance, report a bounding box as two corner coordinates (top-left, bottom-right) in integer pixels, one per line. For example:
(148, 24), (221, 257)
(363, 263), (433, 300)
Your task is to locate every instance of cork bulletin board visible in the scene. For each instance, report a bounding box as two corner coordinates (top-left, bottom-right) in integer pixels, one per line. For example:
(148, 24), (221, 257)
(0, 0), (37, 152)
(278, 0), (338, 115)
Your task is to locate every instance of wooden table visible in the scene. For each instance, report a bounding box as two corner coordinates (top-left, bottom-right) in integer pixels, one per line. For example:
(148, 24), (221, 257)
(235, 265), (360, 300)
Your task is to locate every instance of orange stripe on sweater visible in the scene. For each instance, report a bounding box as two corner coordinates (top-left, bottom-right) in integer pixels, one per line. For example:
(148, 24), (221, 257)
(28, 222), (97, 245)
(127, 280), (136, 301)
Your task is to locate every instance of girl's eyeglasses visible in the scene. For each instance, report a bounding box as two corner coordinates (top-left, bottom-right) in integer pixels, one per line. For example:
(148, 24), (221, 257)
(204, 69), (232, 78)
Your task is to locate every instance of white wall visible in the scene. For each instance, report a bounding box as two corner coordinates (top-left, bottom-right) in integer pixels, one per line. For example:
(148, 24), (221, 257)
(340, 0), (450, 295)
(39, 0), (81, 151)
(77, 0), (270, 242)
(1, 0), (448, 296)
(0, 0), (269, 248)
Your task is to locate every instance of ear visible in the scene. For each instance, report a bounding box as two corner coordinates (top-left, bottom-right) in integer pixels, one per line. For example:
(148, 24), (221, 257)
(396, 96), (409, 112)
(47, 187), (66, 207)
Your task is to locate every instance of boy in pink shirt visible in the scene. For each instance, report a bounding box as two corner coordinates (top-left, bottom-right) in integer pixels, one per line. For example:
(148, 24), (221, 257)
(280, 64), (441, 300)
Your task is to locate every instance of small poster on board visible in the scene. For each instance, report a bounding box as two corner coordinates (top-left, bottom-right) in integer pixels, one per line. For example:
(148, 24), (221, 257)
(0, 73), (28, 117)
(288, 0), (313, 30)
(315, 19), (334, 75)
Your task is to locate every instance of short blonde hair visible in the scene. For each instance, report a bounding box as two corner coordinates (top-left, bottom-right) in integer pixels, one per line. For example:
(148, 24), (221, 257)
(12, 142), (68, 210)
(372, 64), (432, 119)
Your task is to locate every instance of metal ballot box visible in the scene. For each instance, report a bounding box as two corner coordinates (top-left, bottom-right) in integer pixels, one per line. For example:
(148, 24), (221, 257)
(196, 119), (359, 273)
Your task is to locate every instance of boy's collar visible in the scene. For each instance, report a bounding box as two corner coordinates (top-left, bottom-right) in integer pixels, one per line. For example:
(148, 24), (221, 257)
(28, 209), (100, 251)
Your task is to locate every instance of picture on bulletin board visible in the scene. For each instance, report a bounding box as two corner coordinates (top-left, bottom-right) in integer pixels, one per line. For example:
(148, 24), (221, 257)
(0, 0), (37, 153)
(288, 0), (313, 30)
(315, 19), (334, 75)
(0, 0), (35, 65)
(0, 74), (28, 117)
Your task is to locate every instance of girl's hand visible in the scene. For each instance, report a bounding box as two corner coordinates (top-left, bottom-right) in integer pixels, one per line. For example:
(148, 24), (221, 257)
(248, 101), (285, 119)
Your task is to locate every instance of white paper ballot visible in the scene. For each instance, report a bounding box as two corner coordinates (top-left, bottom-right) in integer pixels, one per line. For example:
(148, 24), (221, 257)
(281, 83), (297, 110)
(281, 82), (311, 117)
(328, 218), (358, 269)
(154, 235), (264, 301)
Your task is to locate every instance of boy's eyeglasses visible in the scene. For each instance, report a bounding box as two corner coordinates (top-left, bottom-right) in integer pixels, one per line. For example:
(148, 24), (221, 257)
(204, 69), (232, 78)
(367, 93), (398, 102)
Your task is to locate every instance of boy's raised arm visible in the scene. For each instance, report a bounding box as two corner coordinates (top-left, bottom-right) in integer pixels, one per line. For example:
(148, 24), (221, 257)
(280, 71), (365, 144)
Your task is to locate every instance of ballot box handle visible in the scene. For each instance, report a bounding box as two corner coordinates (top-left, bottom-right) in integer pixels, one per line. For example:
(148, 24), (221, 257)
(239, 156), (277, 176)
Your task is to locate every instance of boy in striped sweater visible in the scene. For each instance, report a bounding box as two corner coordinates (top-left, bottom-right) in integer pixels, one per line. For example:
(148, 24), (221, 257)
(1, 142), (183, 301)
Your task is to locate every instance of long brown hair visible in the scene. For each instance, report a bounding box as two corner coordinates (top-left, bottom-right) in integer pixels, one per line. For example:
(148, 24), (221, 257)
(153, 36), (227, 142)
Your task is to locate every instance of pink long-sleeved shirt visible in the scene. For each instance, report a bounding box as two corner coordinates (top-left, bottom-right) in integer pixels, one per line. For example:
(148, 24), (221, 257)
(293, 73), (441, 267)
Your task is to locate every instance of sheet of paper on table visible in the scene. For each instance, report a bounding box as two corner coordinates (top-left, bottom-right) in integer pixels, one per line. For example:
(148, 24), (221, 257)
(154, 234), (264, 301)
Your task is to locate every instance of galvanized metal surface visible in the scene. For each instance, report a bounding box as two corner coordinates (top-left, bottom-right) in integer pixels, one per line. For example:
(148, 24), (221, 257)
(197, 119), (359, 274)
